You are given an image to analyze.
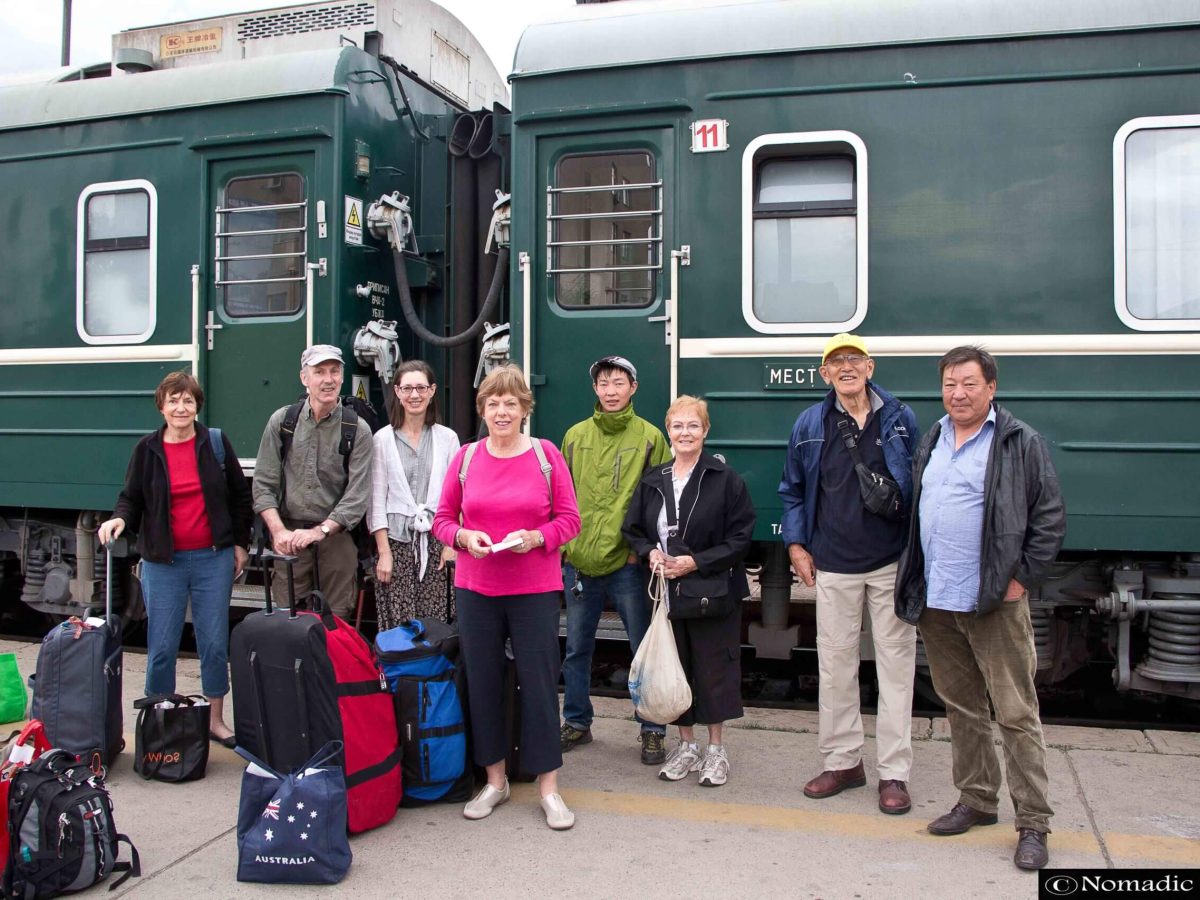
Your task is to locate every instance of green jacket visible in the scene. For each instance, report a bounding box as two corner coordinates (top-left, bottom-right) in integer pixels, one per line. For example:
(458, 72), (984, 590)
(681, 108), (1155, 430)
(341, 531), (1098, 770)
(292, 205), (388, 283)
(561, 403), (672, 577)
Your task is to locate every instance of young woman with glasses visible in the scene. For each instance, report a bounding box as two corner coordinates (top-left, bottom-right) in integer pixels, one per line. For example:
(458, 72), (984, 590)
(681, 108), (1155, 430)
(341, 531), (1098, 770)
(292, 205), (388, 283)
(367, 360), (461, 628)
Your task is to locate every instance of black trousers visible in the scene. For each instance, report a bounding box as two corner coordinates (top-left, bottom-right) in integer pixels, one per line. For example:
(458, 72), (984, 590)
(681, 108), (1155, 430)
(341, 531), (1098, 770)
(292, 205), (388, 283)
(456, 588), (563, 776)
(672, 606), (744, 727)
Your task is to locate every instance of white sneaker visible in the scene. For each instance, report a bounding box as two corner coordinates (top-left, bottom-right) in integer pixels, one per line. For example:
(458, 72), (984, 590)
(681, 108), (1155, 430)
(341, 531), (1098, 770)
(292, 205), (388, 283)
(540, 792), (575, 830)
(463, 780), (510, 820)
(658, 740), (702, 782)
(698, 744), (729, 787)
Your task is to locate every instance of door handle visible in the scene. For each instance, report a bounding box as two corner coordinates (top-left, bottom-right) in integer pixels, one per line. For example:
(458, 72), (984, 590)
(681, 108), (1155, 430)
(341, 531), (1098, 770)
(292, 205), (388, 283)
(205, 311), (224, 351)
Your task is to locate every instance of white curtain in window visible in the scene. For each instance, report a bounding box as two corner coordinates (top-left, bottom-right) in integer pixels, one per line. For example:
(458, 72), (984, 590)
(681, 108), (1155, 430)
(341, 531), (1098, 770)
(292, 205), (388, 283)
(1126, 128), (1200, 320)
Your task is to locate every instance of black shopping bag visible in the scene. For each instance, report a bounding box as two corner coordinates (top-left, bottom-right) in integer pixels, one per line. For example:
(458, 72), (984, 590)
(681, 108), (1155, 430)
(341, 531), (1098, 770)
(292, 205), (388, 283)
(133, 694), (210, 783)
(235, 741), (351, 885)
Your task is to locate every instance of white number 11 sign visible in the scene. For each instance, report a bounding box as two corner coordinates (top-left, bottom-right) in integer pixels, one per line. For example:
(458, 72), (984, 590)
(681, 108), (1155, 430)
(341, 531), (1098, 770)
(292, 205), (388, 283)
(690, 119), (729, 153)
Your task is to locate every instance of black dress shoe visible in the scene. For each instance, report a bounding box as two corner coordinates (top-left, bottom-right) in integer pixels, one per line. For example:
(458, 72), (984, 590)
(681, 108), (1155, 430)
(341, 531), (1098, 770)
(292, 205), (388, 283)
(1014, 828), (1049, 870)
(927, 802), (999, 835)
(209, 731), (237, 749)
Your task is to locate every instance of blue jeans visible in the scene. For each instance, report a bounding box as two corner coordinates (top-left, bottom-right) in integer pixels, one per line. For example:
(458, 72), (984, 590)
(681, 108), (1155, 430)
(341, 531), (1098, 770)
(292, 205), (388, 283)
(562, 562), (663, 734)
(141, 547), (234, 697)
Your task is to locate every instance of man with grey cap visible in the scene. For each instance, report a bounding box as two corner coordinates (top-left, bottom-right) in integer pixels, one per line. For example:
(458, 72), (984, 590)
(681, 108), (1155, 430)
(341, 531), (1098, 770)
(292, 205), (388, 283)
(559, 355), (672, 764)
(253, 344), (372, 617)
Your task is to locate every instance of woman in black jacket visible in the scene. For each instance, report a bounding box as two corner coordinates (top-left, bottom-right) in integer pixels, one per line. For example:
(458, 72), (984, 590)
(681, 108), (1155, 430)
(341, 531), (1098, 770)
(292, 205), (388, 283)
(622, 395), (755, 787)
(97, 372), (252, 747)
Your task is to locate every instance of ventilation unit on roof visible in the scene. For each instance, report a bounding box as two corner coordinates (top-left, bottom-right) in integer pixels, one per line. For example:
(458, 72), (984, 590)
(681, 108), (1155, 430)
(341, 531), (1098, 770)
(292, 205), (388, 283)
(237, 2), (376, 40)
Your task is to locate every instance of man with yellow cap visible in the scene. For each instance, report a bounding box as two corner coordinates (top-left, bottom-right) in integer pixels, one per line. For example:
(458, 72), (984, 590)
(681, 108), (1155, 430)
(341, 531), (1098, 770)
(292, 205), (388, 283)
(778, 333), (919, 814)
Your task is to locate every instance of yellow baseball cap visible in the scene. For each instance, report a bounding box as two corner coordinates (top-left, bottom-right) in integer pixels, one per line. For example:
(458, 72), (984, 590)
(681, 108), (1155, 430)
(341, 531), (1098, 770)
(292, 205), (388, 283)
(822, 333), (870, 364)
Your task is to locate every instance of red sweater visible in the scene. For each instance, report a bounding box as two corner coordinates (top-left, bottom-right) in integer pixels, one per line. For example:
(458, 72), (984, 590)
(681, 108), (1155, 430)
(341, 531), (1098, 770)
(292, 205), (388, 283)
(163, 437), (214, 551)
(434, 440), (580, 596)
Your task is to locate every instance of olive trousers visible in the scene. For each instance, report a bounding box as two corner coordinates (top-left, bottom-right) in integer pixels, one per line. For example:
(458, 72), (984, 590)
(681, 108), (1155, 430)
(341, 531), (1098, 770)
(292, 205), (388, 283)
(919, 596), (1053, 833)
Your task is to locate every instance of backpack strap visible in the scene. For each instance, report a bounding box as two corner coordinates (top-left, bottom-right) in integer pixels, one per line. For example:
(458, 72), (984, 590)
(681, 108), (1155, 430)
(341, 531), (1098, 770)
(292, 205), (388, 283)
(338, 405), (359, 475)
(660, 466), (679, 538)
(458, 441), (480, 487)
(458, 439), (553, 502)
(209, 427), (226, 472)
(530, 438), (554, 503)
(279, 402), (304, 466)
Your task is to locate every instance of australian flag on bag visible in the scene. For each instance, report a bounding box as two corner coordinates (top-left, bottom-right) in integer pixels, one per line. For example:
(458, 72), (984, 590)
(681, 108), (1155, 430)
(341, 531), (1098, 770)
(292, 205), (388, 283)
(235, 742), (352, 885)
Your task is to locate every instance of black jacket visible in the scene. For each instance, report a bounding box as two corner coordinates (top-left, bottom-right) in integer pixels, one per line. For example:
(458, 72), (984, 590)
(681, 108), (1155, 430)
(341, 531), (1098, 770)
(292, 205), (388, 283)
(895, 404), (1066, 623)
(112, 424), (253, 563)
(622, 453), (756, 601)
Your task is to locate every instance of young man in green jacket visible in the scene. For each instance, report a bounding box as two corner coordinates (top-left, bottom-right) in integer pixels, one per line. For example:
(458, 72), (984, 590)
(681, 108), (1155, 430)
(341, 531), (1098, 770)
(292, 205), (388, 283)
(560, 356), (673, 764)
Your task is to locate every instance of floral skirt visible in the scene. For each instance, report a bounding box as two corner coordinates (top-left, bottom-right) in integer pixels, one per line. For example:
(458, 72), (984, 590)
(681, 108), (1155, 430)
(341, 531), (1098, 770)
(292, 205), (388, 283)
(375, 534), (453, 632)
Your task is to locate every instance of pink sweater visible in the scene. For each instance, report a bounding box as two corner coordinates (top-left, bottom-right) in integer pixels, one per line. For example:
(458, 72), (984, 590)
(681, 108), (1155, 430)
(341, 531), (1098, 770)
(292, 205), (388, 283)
(433, 440), (580, 596)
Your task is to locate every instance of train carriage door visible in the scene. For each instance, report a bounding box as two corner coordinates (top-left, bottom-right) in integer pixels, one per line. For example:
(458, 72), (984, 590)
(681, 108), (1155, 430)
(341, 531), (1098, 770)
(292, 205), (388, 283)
(203, 155), (315, 459)
(530, 130), (675, 443)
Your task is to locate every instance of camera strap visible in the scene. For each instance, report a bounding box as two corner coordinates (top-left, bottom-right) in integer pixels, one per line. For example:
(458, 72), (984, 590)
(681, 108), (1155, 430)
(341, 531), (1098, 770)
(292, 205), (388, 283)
(660, 468), (679, 539)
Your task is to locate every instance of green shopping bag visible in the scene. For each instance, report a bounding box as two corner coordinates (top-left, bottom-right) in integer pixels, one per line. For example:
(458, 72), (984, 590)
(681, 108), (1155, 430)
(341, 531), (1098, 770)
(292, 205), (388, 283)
(0, 653), (27, 724)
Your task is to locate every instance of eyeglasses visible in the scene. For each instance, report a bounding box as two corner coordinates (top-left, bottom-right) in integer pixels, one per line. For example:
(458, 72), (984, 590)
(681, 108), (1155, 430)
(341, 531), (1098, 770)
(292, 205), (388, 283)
(396, 385), (431, 396)
(825, 354), (868, 368)
(668, 422), (704, 433)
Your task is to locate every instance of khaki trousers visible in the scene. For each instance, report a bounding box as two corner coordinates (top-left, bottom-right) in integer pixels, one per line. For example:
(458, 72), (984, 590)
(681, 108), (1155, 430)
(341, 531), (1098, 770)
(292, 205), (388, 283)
(815, 561), (916, 780)
(918, 596), (1053, 832)
(270, 530), (358, 619)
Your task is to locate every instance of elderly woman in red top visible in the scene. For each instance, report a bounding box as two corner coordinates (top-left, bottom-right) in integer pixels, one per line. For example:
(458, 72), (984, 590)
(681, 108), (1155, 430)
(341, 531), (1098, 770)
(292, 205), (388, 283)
(98, 372), (252, 748)
(433, 365), (581, 830)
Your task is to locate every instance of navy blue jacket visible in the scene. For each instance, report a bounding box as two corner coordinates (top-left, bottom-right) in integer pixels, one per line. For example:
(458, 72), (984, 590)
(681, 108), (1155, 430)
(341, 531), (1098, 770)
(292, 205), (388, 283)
(777, 383), (918, 548)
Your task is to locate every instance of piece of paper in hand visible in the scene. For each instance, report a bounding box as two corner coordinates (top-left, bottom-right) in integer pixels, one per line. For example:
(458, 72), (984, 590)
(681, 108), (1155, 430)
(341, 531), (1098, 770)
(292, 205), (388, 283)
(489, 537), (523, 553)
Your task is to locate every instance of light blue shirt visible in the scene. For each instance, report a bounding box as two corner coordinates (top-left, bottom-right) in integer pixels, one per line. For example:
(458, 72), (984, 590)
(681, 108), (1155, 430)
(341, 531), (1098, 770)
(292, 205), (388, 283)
(920, 408), (997, 612)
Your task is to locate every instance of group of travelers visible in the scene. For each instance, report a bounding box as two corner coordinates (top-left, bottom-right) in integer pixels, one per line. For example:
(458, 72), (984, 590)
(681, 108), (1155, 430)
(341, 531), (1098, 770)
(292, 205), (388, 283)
(95, 331), (1065, 866)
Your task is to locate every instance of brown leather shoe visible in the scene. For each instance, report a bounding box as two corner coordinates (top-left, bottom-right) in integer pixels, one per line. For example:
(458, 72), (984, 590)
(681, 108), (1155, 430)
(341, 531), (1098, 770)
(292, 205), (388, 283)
(927, 802), (999, 835)
(1014, 829), (1049, 870)
(878, 780), (911, 815)
(803, 761), (866, 799)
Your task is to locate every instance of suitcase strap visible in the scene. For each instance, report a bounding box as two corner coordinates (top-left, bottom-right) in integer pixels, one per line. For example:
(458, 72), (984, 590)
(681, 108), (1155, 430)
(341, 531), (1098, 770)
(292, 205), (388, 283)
(344, 745), (402, 790)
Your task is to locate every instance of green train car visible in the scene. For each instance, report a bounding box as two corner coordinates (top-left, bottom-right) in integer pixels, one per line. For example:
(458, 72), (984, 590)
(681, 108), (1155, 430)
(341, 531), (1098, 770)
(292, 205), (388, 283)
(0, 0), (508, 618)
(507, 0), (1200, 700)
(2, 0), (1199, 704)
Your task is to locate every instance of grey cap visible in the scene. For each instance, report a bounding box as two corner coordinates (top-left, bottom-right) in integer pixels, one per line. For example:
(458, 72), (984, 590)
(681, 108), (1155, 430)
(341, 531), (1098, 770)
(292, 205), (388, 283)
(589, 355), (637, 382)
(300, 344), (343, 368)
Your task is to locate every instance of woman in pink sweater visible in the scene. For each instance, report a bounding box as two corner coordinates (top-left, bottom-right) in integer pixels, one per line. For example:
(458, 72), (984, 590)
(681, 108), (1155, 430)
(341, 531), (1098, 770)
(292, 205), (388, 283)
(433, 365), (580, 830)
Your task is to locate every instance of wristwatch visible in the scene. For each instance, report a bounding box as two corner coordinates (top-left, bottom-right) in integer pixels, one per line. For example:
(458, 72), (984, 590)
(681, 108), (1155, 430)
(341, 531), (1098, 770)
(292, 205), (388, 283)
(319, 524), (331, 537)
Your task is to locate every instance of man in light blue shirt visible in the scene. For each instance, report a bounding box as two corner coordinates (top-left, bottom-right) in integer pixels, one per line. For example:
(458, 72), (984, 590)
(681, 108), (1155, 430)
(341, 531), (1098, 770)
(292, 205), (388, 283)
(918, 405), (996, 611)
(895, 346), (1066, 873)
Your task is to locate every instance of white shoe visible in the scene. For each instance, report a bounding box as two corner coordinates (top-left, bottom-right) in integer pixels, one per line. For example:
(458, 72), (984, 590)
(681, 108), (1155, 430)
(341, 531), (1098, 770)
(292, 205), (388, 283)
(463, 780), (510, 820)
(540, 792), (575, 830)
(658, 740), (702, 782)
(698, 744), (729, 787)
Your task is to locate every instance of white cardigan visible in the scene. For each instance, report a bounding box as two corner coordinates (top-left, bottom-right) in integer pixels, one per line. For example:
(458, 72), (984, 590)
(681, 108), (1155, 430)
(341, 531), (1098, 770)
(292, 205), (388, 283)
(368, 423), (460, 579)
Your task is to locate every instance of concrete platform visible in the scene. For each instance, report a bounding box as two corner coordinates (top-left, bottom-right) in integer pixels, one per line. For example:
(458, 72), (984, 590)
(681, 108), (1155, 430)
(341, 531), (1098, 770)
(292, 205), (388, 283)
(2, 641), (1197, 898)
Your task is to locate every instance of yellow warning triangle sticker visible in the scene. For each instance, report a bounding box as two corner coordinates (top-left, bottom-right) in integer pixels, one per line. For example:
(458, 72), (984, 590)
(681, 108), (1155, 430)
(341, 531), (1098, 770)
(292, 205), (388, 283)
(355, 381), (367, 401)
(347, 204), (361, 227)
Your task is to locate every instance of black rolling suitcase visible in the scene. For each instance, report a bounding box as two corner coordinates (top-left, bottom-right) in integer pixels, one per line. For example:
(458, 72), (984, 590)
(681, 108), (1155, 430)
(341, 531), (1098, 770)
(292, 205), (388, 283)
(230, 554), (340, 771)
(30, 543), (124, 768)
(229, 551), (401, 834)
(499, 640), (535, 783)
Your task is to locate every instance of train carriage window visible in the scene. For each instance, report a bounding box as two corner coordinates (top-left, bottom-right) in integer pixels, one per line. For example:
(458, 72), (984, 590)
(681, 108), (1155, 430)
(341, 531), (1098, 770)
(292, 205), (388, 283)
(76, 180), (157, 344)
(742, 132), (868, 335)
(217, 174), (306, 317)
(1115, 117), (1200, 331)
(548, 152), (661, 308)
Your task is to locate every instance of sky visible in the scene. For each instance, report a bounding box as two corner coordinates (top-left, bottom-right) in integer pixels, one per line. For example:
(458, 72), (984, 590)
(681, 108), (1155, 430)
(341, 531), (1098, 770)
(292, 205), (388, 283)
(0, 0), (576, 78)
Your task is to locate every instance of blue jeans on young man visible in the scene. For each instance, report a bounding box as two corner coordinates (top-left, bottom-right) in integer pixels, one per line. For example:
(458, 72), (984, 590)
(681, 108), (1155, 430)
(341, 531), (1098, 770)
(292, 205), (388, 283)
(562, 562), (664, 735)
(140, 546), (235, 697)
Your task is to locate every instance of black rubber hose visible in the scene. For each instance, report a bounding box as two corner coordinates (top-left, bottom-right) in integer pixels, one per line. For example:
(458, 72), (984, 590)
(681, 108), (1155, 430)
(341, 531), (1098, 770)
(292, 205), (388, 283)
(394, 246), (508, 348)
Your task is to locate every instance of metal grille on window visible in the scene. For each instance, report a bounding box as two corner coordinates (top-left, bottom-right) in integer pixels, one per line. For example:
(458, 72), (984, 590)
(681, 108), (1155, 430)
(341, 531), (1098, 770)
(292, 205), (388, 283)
(215, 174), (306, 317)
(548, 152), (661, 308)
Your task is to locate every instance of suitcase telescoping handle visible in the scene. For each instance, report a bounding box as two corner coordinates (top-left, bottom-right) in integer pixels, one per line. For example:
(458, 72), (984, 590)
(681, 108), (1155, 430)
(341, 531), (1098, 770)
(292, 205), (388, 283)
(101, 537), (128, 623)
(259, 549), (300, 619)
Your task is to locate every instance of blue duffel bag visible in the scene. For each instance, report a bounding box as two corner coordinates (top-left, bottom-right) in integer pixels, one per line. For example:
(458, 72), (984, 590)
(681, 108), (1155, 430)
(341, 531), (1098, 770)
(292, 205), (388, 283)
(374, 620), (472, 805)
